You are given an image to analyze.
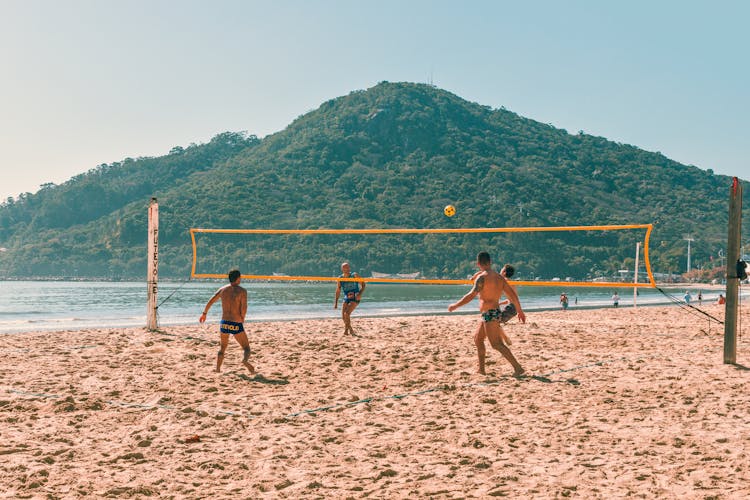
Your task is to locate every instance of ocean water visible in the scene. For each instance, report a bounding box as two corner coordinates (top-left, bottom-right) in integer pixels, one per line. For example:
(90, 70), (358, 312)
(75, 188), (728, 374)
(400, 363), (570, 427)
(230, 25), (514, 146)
(0, 280), (729, 334)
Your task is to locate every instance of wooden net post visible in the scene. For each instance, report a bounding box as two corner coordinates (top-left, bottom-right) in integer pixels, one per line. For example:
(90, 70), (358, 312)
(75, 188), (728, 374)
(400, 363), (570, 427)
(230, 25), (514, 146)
(147, 198), (159, 331)
(724, 178), (742, 364)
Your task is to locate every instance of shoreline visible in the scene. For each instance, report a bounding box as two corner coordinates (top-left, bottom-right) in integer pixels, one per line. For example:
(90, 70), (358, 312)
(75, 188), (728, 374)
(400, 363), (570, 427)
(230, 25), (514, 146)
(0, 293), (730, 336)
(0, 288), (736, 336)
(1, 279), (736, 335)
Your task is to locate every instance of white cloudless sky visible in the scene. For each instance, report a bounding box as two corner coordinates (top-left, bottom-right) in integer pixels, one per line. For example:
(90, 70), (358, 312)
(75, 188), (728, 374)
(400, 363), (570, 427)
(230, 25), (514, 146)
(1, 0), (747, 200)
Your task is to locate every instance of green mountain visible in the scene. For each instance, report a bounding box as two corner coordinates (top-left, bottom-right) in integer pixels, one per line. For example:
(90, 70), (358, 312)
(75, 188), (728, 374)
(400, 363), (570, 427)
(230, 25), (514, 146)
(0, 82), (746, 281)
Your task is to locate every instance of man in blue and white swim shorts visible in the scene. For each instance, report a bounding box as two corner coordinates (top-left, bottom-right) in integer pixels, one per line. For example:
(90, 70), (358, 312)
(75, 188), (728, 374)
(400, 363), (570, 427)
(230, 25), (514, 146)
(199, 269), (255, 374)
(220, 320), (244, 335)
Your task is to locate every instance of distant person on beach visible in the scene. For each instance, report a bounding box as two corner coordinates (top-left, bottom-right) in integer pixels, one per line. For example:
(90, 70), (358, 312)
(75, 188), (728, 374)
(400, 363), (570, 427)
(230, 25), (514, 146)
(612, 291), (620, 308)
(500, 264), (514, 280)
(499, 265), (518, 320)
(334, 262), (366, 336)
(684, 291), (692, 304)
(560, 292), (569, 310)
(199, 268), (254, 374)
(717, 294), (726, 305)
(471, 263), (514, 281)
(697, 291), (703, 304)
(448, 251), (526, 376)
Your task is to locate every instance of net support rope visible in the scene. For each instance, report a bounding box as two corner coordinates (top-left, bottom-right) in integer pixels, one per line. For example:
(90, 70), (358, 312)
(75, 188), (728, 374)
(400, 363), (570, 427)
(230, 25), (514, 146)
(656, 287), (725, 325)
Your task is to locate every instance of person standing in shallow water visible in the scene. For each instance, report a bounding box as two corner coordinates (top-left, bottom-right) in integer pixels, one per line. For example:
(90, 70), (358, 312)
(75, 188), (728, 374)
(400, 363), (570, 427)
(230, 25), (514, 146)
(199, 269), (254, 374)
(334, 262), (365, 336)
(448, 251), (526, 376)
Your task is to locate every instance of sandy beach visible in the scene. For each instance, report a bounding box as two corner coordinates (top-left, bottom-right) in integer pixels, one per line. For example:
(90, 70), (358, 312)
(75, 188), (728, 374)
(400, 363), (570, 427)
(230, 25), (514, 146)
(1, 303), (749, 498)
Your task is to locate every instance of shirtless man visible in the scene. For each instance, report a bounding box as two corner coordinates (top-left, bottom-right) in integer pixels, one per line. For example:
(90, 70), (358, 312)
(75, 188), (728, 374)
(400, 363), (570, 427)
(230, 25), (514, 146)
(472, 263), (516, 345)
(334, 262), (365, 336)
(199, 268), (254, 374)
(449, 252), (526, 376)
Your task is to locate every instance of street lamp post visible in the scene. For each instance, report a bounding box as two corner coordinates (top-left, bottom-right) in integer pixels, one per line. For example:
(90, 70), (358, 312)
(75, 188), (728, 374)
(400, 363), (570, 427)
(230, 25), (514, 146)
(683, 235), (694, 273)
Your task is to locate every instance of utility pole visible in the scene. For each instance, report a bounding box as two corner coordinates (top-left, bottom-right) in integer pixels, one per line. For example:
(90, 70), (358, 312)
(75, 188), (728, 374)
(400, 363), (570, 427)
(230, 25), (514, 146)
(683, 235), (695, 273)
(634, 242), (641, 308)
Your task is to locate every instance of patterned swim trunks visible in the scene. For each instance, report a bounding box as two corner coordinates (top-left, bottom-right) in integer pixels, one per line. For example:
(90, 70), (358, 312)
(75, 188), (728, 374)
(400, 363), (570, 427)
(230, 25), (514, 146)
(220, 320), (244, 335)
(481, 303), (517, 323)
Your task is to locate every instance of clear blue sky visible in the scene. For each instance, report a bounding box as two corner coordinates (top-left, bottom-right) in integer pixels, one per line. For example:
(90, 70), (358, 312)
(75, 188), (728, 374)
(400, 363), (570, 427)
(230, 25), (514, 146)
(1, 0), (747, 200)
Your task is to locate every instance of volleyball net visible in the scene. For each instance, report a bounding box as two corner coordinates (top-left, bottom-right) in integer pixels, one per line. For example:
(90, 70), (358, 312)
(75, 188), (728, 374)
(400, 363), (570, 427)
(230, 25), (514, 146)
(189, 224), (655, 288)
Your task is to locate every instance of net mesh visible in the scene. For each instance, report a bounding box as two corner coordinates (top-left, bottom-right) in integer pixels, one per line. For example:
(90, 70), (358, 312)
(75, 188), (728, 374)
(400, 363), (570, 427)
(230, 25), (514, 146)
(190, 224), (655, 287)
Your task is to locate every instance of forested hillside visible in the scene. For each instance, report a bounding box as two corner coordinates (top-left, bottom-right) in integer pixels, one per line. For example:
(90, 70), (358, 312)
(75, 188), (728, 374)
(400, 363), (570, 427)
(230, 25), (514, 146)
(0, 82), (746, 280)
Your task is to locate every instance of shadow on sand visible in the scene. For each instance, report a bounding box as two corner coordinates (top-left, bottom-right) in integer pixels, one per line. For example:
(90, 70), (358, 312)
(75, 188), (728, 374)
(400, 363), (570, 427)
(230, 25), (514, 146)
(519, 374), (580, 386)
(237, 373), (290, 385)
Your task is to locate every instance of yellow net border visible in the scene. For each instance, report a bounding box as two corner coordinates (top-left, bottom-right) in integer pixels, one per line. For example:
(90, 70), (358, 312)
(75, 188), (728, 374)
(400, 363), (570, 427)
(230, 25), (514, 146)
(190, 224), (655, 288)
